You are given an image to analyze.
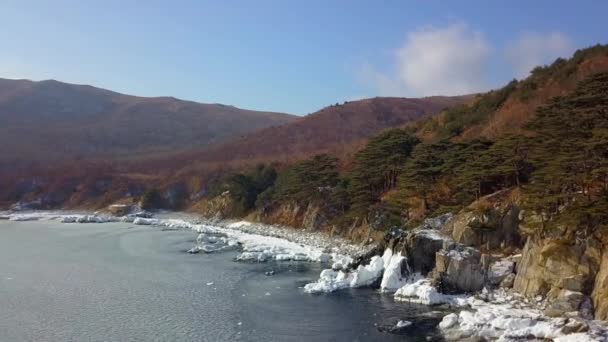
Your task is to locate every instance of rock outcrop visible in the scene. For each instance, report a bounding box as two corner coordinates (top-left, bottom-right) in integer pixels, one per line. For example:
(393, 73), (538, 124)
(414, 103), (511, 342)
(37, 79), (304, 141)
(513, 236), (608, 319)
(402, 230), (446, 274)
(514, 237), (600, 297)
(432, 243), (487, 293)
(443, 189), (521, 250)
(592, 251), (608, 320)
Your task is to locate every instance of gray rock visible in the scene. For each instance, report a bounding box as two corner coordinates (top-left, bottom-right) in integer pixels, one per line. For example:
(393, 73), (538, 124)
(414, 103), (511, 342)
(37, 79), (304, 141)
(544, 288), (587, 317)
(500, 273), (516, 289)
(433, 245), (486, 293)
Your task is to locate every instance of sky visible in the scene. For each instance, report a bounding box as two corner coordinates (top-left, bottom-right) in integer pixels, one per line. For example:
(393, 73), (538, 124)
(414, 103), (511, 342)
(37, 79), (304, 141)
(1, 1), (606, 115)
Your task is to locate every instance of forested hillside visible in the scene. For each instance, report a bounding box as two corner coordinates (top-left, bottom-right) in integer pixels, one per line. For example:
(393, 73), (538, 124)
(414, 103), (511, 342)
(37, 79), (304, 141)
(195, 44), (608, 242)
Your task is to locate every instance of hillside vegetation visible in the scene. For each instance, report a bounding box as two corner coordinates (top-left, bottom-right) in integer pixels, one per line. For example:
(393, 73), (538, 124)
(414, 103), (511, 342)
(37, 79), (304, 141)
(201, 44), (608, 242)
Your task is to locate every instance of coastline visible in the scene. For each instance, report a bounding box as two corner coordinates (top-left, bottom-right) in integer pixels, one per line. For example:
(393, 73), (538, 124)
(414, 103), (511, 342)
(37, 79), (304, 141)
(2, 209), (607, 341)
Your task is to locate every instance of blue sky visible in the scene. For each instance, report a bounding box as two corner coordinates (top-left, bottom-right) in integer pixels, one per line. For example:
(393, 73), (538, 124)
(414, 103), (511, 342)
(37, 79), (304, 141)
(1, 1), (606, 115)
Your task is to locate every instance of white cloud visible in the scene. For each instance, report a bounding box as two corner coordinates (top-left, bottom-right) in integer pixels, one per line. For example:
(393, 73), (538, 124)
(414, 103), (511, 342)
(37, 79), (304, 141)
(505, 32), (573, 79)
(359, 23), (491, 97)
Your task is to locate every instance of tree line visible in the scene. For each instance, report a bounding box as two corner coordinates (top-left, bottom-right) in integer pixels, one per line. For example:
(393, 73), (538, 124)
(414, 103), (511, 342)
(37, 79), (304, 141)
(205, 71), (608, 239)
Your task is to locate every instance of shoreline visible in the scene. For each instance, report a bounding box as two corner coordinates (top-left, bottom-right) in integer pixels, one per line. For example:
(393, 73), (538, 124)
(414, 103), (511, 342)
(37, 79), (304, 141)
(2, 209), (608, 341)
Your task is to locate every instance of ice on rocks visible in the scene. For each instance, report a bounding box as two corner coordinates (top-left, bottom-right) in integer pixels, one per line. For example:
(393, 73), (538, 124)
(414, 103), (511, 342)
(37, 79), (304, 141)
(394, 279), (463, 305)
(438, 288), (608, 341)
(439, 313), (459, 330)
(227, 221), (252, 228)
(350, 256), (384, 287)
(330, 253), (353, 270)
(133, 217), (158, 225)
(61, 215), (117, 223)
(304, 256), (385, 293)
(380, 249), (411, 292)
(5, 210), (362, 267)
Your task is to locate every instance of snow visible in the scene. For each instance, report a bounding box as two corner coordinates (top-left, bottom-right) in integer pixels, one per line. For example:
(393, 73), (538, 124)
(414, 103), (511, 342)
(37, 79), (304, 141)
(8, 214), (42, 221)
(304, 256), (385, 293)
(61, 215), (117, 223)
(394, 278), (463, 305)
(5, 212), (114, 223)
(350, 256), (385, 287)
(227, 221), (252, 228)
(554, 333), (602, 342)
(437, 289), (608, 341)
(133, 217), (160, 225)
(415, 229), (450, 241)
(2, 211), (362, 268)
(395, 320), (412, 328)
(439, 313), (459, 330)
(303, 269), (354, 293)
(379, 250), (411, 292)
(330, 253), (353, 270)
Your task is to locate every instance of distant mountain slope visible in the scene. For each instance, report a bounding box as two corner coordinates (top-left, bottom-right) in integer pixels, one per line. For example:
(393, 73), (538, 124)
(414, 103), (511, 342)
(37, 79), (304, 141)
(0, 78), (295, 166)
(162, 96), (472, 171)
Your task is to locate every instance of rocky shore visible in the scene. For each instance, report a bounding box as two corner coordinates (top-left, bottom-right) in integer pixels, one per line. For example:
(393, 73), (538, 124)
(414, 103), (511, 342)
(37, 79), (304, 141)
(3, 205), (608, 341)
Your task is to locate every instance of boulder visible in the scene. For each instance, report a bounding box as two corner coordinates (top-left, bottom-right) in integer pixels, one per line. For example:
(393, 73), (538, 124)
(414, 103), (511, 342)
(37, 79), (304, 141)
(403, 230), (448, 275)
(488, 259), (515, 286)
(433, 244), (486, 293)
(561, 318), (590, 334)
(500, 273), (516, 289)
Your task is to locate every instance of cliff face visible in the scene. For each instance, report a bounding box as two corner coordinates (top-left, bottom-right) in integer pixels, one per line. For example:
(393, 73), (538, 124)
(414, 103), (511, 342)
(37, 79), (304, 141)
(512, 236), (607, 318)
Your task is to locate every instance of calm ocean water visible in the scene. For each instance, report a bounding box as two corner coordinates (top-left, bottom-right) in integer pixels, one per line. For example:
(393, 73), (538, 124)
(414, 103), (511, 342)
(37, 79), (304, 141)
(0, 220), (445, 341)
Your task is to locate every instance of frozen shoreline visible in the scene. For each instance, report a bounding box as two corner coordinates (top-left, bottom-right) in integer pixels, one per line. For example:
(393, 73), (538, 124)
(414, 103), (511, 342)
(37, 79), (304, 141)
(3, 210), (607, 340)
(0, 210), (368, 264)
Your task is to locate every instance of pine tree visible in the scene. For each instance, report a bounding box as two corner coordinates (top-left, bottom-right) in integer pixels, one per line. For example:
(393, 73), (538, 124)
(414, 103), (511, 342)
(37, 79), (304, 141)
(349, 129), (419, 214)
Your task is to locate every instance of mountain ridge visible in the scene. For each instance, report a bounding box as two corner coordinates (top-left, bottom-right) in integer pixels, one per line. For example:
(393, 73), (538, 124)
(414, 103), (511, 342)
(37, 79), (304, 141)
(0, 77), (296, 166)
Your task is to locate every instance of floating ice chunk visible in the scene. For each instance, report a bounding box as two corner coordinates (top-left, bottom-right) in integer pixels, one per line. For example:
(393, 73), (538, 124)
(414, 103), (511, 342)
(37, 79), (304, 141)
(395, 320), (412, 329)
(206, 282), (214, 286)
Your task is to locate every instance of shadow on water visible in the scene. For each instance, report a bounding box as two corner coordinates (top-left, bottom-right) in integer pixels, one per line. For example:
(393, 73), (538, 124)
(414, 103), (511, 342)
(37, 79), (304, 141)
(229, 260), (448, 341)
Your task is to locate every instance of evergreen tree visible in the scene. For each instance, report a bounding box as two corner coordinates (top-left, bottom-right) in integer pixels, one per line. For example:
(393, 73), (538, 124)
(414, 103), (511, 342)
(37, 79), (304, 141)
(349, 129), (419, 214)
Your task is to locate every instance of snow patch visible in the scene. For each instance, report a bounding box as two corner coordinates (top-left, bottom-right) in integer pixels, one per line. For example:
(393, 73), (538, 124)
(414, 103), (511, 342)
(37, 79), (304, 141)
(394, 279), (464, 305)
(438, 289), (608, 341)
(227, 221), (252, 228)
(380, 250), (411, 292)
(304, 256), (385, 294)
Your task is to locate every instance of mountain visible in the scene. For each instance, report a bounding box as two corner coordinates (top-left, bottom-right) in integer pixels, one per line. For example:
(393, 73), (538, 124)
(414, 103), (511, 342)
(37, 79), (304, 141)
(0, 78), (296, 167)
(154, 95), (472, 172)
